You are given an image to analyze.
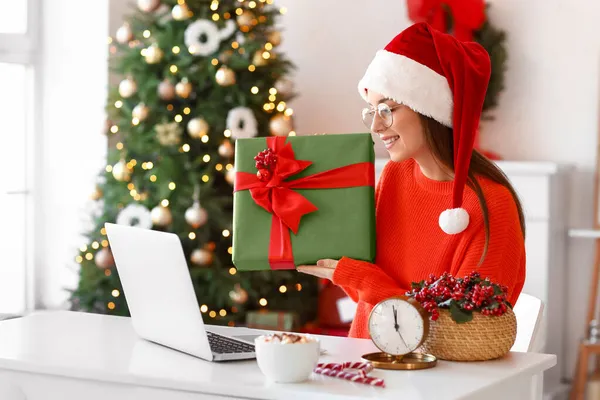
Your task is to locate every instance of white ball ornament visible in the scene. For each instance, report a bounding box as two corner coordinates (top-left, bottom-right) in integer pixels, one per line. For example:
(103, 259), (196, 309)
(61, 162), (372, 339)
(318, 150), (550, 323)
(185, 202), (208, 228)
(215, 66), (236, 86)
(132, 103), (149, 121)
(151, 205), (173, 227)
(269, 113), (293, 136)
(112, 160), (132, 182)
(187, 117), (209, 138)
(116, 23), (133, 44)
(158, 79), (175, 100)
(119, 77), (137, 98)
(225, 169), (235, 185)
(191, 249), (213, 266)
(95, 248), (115, 269)
(274, 78), (294, 97)
(172, 3), (192, 20)
(229, 284), (248, 304)
(138, 0), (161, 12)
(218, 141), (234, 158)
(176, 79), (193, 99)
(144, 43), (164, 64)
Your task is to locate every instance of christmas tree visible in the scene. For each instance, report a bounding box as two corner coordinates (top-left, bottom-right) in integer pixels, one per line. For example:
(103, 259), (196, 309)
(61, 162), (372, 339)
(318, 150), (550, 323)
(69, 0), (319, 327)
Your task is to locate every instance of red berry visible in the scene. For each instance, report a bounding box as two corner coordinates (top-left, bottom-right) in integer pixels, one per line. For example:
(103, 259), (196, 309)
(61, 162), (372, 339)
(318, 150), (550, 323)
(257, 168), (272, 182)
(254, 148), (278, 171)
(451, 291), (464, 301)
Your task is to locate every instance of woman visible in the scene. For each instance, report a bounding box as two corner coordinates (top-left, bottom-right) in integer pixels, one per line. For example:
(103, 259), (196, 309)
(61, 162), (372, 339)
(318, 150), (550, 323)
(297, 22), (526, 339)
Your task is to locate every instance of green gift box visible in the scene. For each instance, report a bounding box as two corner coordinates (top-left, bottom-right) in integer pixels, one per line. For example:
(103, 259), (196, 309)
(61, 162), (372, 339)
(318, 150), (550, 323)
(246, 310), (298, 331)
(232, 133), (376, 271)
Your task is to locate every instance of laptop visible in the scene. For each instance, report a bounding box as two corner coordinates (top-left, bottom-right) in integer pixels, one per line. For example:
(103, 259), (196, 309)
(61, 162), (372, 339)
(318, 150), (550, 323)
(104, 222), (257, 362)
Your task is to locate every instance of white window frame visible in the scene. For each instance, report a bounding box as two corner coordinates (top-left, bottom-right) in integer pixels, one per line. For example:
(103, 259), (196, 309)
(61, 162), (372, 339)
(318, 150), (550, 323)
(0, 0), (40, 312)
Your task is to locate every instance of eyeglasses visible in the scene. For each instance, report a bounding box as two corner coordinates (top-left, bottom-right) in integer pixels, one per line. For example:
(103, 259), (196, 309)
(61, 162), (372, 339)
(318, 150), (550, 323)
(361, 103), (403, 131)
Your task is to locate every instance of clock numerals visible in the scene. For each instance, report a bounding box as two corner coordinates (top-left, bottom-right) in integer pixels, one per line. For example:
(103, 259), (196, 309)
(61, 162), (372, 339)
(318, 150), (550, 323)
(369, 298), (427, 356)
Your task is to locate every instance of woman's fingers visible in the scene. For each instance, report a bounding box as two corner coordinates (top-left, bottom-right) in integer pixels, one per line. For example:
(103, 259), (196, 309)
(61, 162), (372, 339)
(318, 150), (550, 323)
(317, 259), (338, 268)
(296, 266), (334, 280)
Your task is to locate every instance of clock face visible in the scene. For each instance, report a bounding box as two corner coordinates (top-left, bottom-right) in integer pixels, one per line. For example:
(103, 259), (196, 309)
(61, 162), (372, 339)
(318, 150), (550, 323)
(368, 297), (426, 356)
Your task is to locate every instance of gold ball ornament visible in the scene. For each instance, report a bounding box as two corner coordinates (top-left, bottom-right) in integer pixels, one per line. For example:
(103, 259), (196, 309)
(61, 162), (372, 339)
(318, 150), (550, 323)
(151, 205), (173, 227)
(218, 141), (234, 158)
(252, 51), (268, 67)
(138, 0), (161, 12)
(269, 113), (294, 136)
(229, 284), (249, 304)
(175, 79), (193, 99)
(118, 77), (137, 98)
(236, 10), (255, 29)
(267, 30), (282, 46)
(219, 50), (234, 64)
(112, 160), (132, 182)
(95, 248), (115, 269)
(215, 66), (236, 86)
(191, 249), (213, 266)
(274, 78), (294, 97)
(185, 202), (208, 228)
(90, 186), (103, 201)
(158, 79), (175, 101)
(225, 169), (235, 185)
(172, 3), (193, 20)
(144, 43), (164, 64)
(132, 103), (150, 122)
(116, 23), (133, 44)
(187, 117), (209, 139)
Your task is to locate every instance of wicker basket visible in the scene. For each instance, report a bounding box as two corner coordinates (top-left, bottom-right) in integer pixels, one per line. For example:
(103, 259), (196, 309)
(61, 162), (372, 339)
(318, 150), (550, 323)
(419, 308), (517, 361)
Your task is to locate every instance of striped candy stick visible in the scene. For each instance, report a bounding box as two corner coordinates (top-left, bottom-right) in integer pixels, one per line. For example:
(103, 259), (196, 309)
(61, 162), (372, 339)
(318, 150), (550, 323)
(313, 362), (385, 387)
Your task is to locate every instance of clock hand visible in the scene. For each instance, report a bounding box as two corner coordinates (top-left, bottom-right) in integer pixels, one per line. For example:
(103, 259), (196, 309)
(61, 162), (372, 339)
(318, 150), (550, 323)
(392, 305), (399, 330)
(397, 330), (408, 350)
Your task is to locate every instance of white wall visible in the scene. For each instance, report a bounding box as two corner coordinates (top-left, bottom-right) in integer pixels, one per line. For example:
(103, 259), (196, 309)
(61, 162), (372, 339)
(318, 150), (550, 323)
(277, 0), (600, 381)
(36, 0), (108, 308)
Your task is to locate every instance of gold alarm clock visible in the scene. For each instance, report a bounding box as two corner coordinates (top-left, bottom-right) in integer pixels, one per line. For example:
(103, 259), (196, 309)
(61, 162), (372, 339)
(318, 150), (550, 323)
(362, 296), (437, 370)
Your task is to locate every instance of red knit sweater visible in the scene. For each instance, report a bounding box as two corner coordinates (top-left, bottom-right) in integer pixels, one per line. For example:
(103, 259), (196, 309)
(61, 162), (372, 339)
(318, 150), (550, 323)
(332, 159), (526, 339)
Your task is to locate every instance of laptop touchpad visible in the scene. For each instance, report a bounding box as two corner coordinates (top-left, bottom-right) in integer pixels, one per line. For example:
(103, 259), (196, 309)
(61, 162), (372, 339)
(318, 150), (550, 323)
(232, 334), (260, 344)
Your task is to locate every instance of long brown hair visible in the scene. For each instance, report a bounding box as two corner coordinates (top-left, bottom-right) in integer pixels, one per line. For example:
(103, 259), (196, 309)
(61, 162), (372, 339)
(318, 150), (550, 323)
(420, 115), (526, 264)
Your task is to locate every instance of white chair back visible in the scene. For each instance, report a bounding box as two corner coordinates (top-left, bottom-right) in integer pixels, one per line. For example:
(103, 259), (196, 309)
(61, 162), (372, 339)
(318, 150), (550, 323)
(511, 293), (544, 353)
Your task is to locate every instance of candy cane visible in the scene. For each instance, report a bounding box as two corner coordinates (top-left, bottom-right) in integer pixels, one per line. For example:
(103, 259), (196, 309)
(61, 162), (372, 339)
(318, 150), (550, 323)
(313, 362), (385, 388)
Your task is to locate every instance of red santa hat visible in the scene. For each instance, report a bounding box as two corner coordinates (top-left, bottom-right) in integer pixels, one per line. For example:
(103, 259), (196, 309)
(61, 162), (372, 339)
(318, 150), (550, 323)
(358, 22), (491, 234)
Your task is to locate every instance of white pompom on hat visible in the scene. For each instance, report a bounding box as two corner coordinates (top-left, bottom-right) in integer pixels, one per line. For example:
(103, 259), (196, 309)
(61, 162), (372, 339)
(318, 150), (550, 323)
(358, 22), (491, 234)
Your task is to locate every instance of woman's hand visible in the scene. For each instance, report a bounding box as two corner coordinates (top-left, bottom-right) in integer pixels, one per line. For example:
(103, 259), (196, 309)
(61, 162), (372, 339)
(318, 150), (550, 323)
(297, 259), (339, 281)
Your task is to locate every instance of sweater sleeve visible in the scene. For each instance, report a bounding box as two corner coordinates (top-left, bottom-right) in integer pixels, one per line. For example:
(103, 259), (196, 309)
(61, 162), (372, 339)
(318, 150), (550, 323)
(332, 257), (410, 306)
(330, 161), (405, 305)
(451, 189), (526, 306)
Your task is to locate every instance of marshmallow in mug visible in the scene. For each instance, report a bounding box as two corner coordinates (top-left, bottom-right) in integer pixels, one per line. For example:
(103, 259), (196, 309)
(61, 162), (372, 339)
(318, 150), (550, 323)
(257, 333), (314, 345)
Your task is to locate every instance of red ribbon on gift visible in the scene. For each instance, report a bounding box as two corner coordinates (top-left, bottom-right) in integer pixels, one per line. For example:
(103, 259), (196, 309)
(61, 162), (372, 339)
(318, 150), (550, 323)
(234, 137), (374, 270)
(406, 0), (486, 42)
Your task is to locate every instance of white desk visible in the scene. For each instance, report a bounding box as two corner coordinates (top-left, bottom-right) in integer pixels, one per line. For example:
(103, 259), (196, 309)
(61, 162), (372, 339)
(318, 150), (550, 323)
(0, 311), (556, 400)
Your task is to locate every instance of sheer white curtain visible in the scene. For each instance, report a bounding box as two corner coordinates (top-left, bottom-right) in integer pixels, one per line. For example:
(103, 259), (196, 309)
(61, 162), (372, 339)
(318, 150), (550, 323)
(0, 0), (38, 313)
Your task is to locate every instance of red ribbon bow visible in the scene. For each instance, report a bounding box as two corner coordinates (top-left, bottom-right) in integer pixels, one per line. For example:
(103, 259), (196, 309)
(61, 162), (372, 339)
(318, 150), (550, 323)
(234, 137), (374, 270)
(406, 0), (486, 42)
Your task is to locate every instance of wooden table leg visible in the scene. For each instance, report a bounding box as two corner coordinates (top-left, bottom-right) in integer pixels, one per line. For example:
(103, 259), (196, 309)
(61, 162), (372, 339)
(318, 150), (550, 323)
(571, 345), (590, 400)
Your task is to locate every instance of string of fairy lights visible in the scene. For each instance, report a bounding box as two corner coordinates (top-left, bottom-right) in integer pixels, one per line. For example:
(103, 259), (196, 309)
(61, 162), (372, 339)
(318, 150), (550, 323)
(77, 0), (304, 320)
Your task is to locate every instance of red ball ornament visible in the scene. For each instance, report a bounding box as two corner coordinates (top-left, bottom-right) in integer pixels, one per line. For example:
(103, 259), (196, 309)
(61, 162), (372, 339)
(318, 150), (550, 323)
(257, 168), (271, 182)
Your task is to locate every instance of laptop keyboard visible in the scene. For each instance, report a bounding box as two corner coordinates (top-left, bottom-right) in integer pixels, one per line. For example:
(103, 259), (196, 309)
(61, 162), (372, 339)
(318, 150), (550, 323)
(206, 331), (255, 354)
